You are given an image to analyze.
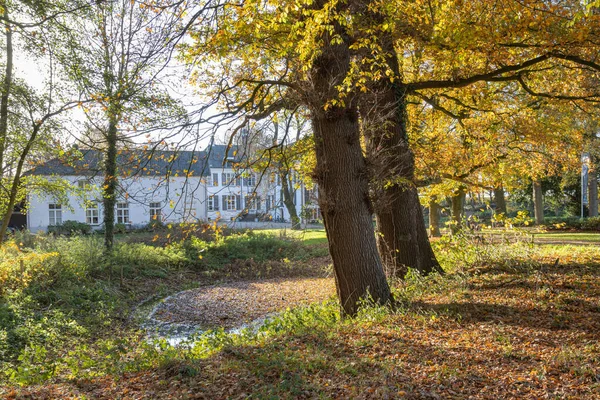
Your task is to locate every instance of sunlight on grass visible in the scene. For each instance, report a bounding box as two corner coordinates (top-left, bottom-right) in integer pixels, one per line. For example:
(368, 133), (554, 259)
(258, 229), (328, 246)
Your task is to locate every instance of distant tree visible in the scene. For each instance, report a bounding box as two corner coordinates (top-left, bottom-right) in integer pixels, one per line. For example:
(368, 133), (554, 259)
(60, 0), (190, 251)
(0, 0), (85, 241)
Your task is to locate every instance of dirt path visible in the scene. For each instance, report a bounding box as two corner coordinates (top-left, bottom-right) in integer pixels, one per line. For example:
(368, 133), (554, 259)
(151, 277), (336, 330)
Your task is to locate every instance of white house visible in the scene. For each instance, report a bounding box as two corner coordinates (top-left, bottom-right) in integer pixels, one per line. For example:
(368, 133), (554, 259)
(25, 144), (319, 232)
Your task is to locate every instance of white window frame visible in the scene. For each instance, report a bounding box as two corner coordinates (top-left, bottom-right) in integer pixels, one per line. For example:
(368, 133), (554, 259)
(86, 202), (100, 225)
(77, 180), (90, 190)
(244, 174), (256, 187)
(116, 202), (129, 224)
(212, 173), (219, 186)
(149, 202), (162, 222)
(208, 195), (219, 211)
(49, 203), (62, 226)
(245, 195), (257, 211)
(225, 195), (236, 211)
(222, 172), (234, 186)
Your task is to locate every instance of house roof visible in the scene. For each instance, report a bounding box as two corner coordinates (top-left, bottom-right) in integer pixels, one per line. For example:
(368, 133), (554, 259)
(26, 145), (242, 178)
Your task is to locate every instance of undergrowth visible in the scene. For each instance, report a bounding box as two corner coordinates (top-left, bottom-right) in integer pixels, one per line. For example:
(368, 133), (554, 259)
(2, 231), (598, 390)
(0, 230), (328, 386)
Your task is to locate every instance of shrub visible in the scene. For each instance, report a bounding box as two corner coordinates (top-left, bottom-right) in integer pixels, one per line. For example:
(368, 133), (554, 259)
(114, 223), (128, 234)
(47, 220), (92, 235)
(581, 216), (600, 231)
(145, 220), (166, 232)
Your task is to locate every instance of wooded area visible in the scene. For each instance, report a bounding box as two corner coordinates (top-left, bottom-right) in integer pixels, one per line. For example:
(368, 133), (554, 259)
(1, 0), (600, 398)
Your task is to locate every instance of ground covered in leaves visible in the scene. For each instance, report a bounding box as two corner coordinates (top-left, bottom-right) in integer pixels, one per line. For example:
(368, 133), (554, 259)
(153, 277), (336, 329)
(5, 240), (600, 399)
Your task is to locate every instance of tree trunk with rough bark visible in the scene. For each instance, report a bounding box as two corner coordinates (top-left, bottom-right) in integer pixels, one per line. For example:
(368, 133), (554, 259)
(361, 14), (442, 277)
(533, 180), (544, 225)
(103, 116), (118, 251)
(494, 186), (507, 215)
(429, 197), (441, 237)
(451, 188), (465, 232)
(280, 171), (301, 230)
(309, 4), (393, 315)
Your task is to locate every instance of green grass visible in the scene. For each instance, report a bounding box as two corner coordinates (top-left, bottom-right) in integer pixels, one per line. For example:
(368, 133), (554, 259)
(533, 232), (600, 242)
(257, 229), (328, 246)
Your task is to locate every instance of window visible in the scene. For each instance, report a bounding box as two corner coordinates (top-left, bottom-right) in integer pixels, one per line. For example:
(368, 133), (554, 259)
(116, 202), (129, 224)
(149, 202), (162, 222)
(212, 173), (219, 186)
(222, 172), (234, 186)
(243, 174), (256, 187)
(86, 203), (100, 225)
(208, 195), (219, 211)
(223, 195), (238, 211)
(77, 180), (90, 190)
(245, 195), (257, 210)
(49, 204), (62, 225)
(268, 194), (276, 210)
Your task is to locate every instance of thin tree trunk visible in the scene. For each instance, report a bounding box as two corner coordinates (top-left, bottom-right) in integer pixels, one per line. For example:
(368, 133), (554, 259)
(429, 197), (441, 237)
(0, 4), (13, 175)
(281, 171), (301, 230)
(103, 116), (118, 251)
(533, 180), (544, 225)
(309, 3), (393, 315)
(494, 185), (507, 215)
(0, 126), (39, 241)
(589, 169), (598, 217)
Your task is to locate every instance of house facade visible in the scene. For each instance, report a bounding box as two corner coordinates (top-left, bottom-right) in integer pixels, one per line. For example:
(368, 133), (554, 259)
(25, 145), (318, 232)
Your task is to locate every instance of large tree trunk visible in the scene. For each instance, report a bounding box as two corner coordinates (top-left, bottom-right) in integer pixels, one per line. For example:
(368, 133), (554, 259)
(494, 185), (507, 215)
(0, 4), (13, 176)
(361, 13), (441, 277)
(280, 170), (301, 230)
(589, 169), (598, 217)
(309, 4), (393, 316)
(103, 116), (118, 251)
(429, 197), (441, 237)
(532, 180), (544, 225)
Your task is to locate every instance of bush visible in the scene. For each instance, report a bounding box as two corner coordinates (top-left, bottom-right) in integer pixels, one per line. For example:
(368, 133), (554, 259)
(47, 220), (92, 235)
(114, 223), (128, 234)
(581, 216), (600, 231)
(543, 217), (583, 230)
(145, 220), (166, 232)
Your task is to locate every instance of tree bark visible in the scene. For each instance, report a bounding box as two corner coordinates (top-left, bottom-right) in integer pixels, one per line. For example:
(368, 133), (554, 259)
(361, 12), (442, 277)
(0, 4), (13, 176)
(429, 197), (441, 237)
(0, 126), (39, 242)
(589, 169), (598, 217)
(451, 187), (465, 232)
(280, 170), (301, 230)
(532, 180), (544, 225)
(309, 3), (393, 316)
(103, 116), (118, 251)
(494, 185), (507, 215)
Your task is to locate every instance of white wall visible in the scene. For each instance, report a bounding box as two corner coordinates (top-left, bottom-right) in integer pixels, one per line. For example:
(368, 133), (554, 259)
(27, 175), (206, 232)
(204, 167), (307, 223)
(26, 167), (316, 232)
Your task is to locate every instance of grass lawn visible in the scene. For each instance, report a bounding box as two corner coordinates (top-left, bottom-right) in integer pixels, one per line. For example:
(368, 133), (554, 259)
(258, 228), (328, 246)
(533, 232), (600, 242)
